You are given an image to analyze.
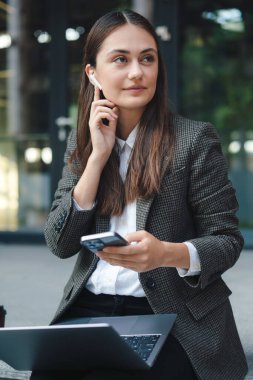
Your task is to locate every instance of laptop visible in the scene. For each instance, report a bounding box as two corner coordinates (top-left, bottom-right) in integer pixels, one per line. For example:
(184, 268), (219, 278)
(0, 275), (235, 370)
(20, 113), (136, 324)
(0, 314), (176, 372)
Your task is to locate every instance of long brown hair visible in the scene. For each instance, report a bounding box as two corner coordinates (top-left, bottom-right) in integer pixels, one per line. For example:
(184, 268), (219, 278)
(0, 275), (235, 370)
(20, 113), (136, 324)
(70, 10), (175, 216)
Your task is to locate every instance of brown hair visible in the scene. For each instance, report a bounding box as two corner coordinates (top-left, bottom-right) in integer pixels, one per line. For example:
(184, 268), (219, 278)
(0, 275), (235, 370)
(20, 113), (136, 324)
(70, 10), (175, 216)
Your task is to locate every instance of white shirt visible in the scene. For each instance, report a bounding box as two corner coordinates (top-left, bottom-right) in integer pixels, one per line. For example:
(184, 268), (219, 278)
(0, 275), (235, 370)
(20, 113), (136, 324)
(75, 127), (201, 296)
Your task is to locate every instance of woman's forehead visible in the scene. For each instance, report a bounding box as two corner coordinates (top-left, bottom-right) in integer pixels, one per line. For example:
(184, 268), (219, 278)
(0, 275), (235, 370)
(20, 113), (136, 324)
(98, 24), (157, 54)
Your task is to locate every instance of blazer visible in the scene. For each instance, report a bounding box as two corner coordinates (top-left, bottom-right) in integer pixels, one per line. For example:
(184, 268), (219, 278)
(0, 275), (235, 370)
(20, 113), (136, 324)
(44, 114), (248, 380)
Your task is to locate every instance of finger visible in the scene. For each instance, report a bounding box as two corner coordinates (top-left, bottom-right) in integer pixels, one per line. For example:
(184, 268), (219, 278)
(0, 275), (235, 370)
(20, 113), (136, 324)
(97, 251), (142, 264)
(93, 113), (118, 125)
(125, 230), (148, 244)
(102, 241), (141, 254)
(112, 106), (119, 118)
(101, 246), (129, 254)
(105, 258), (139, 270)
(93, 86), (101, 101)
(107, 257), (151, 273)
(94, 99), (116, 110)
(96, 250), (145, 271)
(94, 106), (118, 120)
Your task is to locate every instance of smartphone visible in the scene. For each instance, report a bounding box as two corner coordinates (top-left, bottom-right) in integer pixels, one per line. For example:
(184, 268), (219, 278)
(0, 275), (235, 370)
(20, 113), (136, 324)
(80, 232), (128, 253)
(100, 91), (110, 126)
(89, 74), (109, 126)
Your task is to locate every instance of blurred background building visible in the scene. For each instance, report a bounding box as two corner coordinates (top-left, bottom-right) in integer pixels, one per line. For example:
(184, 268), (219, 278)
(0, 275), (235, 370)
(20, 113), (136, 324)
(0, 0), (252, 246)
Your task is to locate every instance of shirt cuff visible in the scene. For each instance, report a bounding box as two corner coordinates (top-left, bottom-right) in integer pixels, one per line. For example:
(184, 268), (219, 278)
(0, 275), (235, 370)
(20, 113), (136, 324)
(72, 197), (96, 211)
(177, 241), (201, 277)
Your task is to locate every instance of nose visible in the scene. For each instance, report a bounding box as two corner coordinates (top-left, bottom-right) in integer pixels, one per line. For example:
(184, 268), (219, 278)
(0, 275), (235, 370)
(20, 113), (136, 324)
(128, 61), (143, 80)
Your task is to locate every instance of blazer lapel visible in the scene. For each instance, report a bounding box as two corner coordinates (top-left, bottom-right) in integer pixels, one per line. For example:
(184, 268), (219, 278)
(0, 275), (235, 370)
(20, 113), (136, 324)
(136, 196), (155, 230)
(94, 197), (155, 233)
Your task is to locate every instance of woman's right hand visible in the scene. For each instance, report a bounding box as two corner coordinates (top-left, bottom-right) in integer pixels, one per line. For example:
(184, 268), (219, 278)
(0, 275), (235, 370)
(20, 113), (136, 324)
(73, 87), (118, 209)
(89, 86), (119, 165)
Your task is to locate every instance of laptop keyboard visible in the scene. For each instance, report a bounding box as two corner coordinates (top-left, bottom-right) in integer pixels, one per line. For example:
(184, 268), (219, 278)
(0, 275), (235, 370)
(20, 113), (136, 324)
(121, 334), (160, 361)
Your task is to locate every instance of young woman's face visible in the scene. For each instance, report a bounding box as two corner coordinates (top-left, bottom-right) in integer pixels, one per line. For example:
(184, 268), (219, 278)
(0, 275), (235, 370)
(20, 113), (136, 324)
(92, 24), (158, 113)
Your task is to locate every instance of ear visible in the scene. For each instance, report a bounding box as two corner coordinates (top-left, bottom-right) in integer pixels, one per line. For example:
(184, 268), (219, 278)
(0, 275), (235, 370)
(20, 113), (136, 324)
(85, 64), (95, 79)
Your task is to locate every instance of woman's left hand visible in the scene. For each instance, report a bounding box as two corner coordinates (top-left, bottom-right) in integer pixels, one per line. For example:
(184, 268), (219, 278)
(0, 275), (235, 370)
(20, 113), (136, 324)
(96, 230), (168, 272)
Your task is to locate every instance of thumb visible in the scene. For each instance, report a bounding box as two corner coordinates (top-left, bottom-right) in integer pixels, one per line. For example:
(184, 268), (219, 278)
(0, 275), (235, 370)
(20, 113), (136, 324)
(125, 230), (147, 244)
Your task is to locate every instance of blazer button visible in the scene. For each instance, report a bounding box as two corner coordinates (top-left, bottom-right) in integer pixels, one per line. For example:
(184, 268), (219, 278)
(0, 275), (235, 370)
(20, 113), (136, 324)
(146, 278), (156, 290)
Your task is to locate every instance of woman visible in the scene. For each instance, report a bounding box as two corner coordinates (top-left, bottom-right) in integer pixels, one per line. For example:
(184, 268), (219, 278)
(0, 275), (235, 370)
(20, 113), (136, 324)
(39, 9), (247, 380)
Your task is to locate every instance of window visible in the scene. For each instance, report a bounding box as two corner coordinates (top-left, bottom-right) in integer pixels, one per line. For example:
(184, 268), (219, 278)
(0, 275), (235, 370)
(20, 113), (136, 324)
(179, 1), (253, 243)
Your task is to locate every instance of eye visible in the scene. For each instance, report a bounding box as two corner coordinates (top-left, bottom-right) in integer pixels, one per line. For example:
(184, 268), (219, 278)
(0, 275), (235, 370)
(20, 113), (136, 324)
(113, 56), (127, 63)
(142, 55), (155, 63)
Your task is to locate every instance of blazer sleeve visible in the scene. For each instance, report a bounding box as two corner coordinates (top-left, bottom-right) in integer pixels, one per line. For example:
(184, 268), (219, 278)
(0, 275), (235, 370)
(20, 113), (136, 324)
(185, 122), (244, 289)
(44, 129), (97, 258)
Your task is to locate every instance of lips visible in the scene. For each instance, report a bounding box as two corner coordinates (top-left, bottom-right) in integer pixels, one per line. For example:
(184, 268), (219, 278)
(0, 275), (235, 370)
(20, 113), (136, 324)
(124, 86), (147, 90)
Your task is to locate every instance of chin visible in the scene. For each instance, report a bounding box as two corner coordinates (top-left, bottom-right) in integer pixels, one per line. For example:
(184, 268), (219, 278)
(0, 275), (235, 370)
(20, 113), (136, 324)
(121, 97), (151, 109)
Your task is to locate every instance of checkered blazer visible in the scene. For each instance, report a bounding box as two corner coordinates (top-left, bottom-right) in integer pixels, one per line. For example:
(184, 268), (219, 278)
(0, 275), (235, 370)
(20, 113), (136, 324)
(44, 114), (248, 380)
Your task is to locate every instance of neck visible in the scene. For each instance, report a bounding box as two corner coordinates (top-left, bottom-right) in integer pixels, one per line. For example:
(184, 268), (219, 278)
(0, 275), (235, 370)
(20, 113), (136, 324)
(116, 108), (144, 140)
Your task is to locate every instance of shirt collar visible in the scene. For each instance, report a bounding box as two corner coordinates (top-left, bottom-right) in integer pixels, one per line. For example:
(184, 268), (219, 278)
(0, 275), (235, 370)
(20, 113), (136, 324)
(116, 125), (138, 151)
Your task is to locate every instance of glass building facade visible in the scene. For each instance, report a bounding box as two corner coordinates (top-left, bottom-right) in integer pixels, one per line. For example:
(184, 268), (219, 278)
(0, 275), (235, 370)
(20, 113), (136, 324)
(0, 0), (252, 246)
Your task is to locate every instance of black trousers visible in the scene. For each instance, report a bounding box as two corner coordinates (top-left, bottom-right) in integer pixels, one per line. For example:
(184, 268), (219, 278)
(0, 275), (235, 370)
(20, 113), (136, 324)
(31, 289), (198, 380)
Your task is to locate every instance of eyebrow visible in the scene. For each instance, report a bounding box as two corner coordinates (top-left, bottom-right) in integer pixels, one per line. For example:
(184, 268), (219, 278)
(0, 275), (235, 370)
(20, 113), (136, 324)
(107, 48), (158, 56)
